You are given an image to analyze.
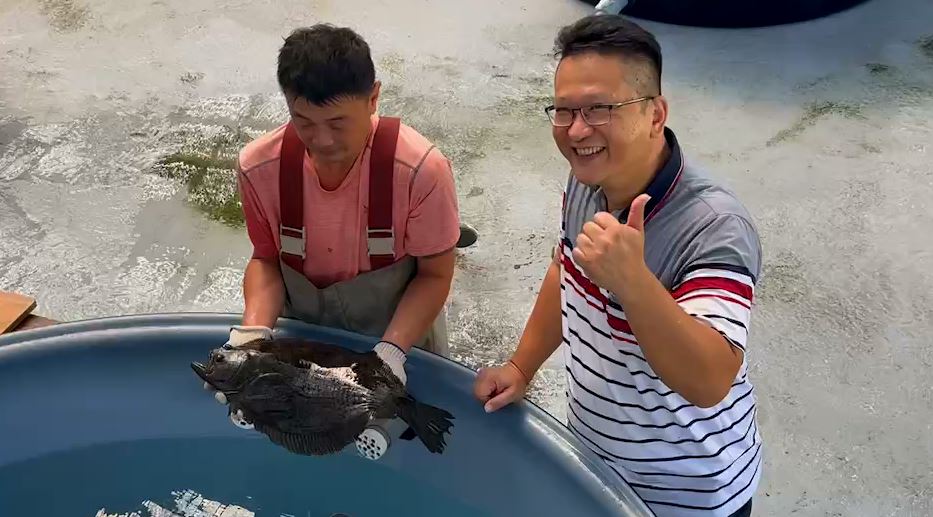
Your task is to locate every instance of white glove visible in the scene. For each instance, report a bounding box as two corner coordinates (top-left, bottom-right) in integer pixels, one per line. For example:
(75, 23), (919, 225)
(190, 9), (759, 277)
(226, 325), (273, 348)
(373, 341), (407, 385)
(356, 341), (407, 460)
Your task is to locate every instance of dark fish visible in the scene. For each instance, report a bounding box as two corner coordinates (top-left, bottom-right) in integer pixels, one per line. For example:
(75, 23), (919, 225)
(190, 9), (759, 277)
(191, 337), (454, 456)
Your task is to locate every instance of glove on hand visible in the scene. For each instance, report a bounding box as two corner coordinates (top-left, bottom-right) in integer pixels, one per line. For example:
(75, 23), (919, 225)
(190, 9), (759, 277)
(373, 341), (407, 385)
(225, 325), (273, 348)
(357, 341), (408, 460)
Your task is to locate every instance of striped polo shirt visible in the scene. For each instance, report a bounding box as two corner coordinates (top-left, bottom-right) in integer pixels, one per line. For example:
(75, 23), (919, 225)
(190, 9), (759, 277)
(557, 127), (763, 516)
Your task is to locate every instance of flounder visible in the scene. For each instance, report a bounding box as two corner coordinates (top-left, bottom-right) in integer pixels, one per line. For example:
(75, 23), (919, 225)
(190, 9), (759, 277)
(191, 337), (454, 456)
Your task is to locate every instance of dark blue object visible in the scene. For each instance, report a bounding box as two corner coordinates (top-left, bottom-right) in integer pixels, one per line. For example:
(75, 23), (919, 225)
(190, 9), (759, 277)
(0, 313), (654, 517)
(582, 0), (873, 28)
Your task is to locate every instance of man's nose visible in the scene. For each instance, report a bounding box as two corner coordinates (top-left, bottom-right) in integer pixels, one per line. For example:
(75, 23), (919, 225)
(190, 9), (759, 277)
(307, 126), (335, 148)
(566, 112), (594, 141)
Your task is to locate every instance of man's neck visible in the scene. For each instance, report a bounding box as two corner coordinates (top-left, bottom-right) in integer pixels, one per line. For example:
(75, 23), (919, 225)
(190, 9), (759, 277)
(313, 155), (356, 192)
(603, 139), (671, 212)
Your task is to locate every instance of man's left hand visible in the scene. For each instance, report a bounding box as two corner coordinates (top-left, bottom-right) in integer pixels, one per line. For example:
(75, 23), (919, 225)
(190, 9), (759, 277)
(572, 194), (651, 295)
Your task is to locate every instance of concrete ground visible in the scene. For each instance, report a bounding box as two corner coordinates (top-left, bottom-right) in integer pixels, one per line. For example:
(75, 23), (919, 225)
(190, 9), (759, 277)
(1, 0), (931, 515)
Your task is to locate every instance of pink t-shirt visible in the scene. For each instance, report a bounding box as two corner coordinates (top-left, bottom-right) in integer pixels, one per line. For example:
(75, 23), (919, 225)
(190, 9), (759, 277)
(236, 114), (461, 288)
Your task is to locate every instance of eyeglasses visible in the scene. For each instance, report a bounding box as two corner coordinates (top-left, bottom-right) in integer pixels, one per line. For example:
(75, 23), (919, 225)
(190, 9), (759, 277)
(544, 96), (656, 127)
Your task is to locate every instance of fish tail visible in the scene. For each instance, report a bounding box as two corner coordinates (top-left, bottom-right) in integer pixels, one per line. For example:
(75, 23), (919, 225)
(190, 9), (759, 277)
(395, 396), (454, 454)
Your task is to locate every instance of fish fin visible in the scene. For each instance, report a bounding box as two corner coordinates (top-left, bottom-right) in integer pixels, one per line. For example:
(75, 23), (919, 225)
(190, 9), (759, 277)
(399, 426), (417, 441)
(261, 337), (369, 368)
(395, 396), (455, 454)
(254, 412), (369, 456)
(254, 423), (347, 456)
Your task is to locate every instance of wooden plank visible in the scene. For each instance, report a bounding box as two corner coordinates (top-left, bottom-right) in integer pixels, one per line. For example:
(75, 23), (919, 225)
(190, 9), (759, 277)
(0, 291), (37, 334)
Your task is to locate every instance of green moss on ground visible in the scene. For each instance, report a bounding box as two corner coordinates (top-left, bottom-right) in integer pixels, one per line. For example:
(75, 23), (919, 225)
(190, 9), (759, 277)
(865, 63), (892, 75)
(39, 0), (90, 32)
(767, 101), (865, 146)
(153, 127), (253, 227)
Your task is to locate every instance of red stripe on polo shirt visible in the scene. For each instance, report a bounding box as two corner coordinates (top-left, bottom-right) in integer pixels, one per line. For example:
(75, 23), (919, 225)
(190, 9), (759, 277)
(560, 252), (609, 304)
(672, 277), (753, 302)
(560, 255), (636, 337)
(564, 278), (639, 343)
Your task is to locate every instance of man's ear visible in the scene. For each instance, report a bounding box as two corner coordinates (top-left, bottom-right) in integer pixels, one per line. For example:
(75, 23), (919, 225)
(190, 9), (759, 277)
(650, 95), (668, 138)
(369, 81), (382, 113)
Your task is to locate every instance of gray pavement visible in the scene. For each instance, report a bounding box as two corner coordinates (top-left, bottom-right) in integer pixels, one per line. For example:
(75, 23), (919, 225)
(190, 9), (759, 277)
(1, 0), (931, 515)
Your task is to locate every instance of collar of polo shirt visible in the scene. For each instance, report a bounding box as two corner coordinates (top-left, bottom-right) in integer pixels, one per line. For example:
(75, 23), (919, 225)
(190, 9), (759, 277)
(583, 127), (685, 225)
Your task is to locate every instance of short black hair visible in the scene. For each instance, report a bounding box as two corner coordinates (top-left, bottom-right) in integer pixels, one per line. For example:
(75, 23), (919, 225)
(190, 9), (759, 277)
(277, 24), (376, 105)
(554, 15), (662, 96)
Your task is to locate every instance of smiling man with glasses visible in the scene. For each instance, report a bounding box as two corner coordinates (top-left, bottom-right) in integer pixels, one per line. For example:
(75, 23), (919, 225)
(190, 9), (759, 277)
(475, 14), (763, 517)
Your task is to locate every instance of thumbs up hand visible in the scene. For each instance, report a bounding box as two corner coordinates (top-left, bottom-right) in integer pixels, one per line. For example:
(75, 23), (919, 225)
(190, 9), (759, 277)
(571, 194), (651, 297)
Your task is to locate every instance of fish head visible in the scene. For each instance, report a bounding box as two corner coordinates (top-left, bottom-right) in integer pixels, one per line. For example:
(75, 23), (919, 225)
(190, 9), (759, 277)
(191, 346), (260, 391)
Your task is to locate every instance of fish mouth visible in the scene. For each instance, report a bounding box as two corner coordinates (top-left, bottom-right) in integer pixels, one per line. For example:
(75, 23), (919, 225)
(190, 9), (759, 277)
(190, 362), (214, 387)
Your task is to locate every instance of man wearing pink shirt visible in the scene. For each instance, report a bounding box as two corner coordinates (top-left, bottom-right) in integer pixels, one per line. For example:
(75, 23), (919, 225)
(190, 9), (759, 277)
(211, 24), (471, 457)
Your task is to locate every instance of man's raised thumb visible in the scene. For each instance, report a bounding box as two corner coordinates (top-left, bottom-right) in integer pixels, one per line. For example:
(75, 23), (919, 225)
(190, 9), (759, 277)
(626, 194), (651, 231)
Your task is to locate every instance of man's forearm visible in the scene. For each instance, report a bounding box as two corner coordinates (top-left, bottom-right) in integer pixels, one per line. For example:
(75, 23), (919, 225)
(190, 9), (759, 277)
(242, 257), (286, 328)
(510, 260), (564, 381)
(614, 266), (742, 408)
(382, 253), (455, 352)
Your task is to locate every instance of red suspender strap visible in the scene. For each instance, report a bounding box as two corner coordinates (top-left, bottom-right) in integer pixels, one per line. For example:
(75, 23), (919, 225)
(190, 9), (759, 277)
(279, 122), (306, 273)
(368, 116), (400, 270)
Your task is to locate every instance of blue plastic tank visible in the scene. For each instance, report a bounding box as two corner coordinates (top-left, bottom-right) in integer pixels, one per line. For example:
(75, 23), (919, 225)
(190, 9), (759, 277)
(0, 313), (653, 517)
